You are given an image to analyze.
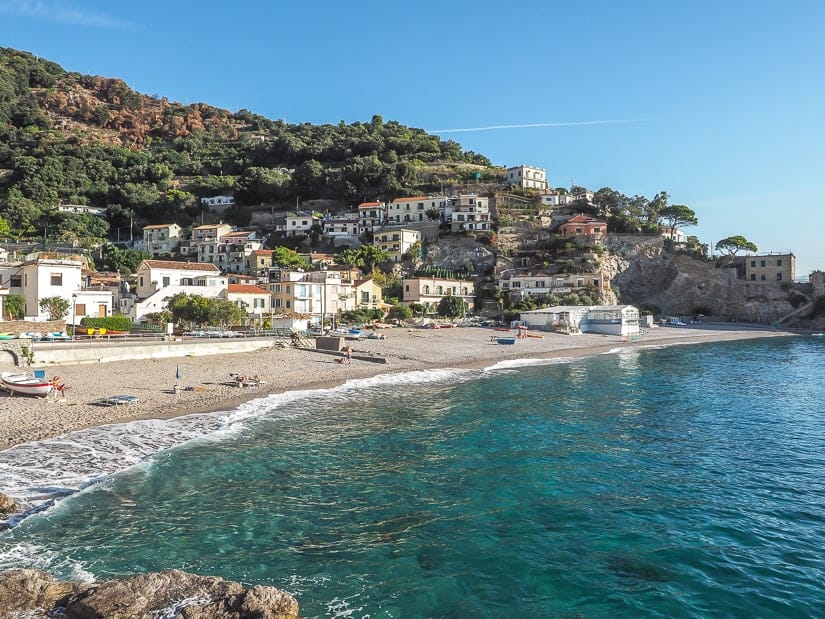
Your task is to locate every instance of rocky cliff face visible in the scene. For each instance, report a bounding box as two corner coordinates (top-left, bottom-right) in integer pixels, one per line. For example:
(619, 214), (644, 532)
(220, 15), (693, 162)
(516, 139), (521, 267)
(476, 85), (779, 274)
(0, 569), (299, 619)
(601, 235), (797, 322)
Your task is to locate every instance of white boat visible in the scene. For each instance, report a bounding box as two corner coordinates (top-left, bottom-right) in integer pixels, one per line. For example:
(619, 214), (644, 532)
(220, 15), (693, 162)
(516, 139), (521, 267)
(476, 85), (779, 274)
(1, 372), (54, 397)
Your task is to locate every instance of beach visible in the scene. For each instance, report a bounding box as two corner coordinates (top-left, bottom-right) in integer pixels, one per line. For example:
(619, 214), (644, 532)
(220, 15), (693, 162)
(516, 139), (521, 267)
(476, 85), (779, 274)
(0, 324), (795, 450)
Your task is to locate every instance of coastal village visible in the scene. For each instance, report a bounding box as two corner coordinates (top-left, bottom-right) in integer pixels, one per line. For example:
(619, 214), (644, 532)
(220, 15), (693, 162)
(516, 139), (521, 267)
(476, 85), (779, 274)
(1, 17), (824, 617)
(0, 162), (820, 352)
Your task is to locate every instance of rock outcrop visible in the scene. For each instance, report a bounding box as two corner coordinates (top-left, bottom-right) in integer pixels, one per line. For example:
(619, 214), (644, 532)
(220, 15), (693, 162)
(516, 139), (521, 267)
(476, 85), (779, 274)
(0, 569), (300, 619)
(0, 493), (21, 517)
(602, 235), (798, 322)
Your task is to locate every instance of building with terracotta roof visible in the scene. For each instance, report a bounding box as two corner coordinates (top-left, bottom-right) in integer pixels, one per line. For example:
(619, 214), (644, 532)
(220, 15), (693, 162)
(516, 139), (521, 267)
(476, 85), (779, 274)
(226, 283), (271, 317)
(130, 260), (226, 321)
(558, 214), (607, 239)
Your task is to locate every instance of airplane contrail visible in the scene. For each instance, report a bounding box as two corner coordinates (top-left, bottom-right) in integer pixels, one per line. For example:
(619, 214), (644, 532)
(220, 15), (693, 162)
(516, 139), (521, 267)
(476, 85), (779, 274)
(430, 119), (646, 133)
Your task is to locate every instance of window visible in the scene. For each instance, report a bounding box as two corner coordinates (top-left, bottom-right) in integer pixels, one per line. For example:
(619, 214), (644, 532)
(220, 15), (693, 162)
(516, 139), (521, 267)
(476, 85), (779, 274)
(50, 273), (62, 286)
(512, 281), (521, 288)
(776, 259), (782, 266)
(139, 277), (144, 287)
(776, 273), (783, 280)
(577, 279), (584, 287)
(760, 275), (766, 281)
(750, 260), (756, 267)
(751, 274), (756, 281)
(75, 303), (86, 316)
(760, 260), (766, 267)
(162, 277), (170, 287)
(10, 276), (21, 287)
(361, 291), (369, 303)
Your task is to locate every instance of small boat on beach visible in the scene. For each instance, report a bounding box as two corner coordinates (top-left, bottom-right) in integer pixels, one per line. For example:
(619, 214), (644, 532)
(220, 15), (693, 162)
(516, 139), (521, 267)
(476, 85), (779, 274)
(496, 337), (517, 345)
(0, 371), (55, 397)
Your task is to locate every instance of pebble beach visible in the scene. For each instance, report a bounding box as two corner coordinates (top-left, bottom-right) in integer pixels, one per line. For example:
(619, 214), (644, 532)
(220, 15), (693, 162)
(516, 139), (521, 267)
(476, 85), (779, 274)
(0, 324), (795, 450)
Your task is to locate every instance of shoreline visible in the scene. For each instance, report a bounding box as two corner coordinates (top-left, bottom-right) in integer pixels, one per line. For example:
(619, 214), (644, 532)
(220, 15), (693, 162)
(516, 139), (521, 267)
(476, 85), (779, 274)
(0, 324), (802, 450)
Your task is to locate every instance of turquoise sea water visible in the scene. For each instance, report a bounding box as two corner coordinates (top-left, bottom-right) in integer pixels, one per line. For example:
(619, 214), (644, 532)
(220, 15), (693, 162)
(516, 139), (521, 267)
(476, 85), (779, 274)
(1, 336), (825, 617)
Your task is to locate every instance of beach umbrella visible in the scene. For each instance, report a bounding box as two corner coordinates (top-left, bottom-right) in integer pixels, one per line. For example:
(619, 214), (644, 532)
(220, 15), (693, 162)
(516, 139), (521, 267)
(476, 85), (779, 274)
(176, 364), (181, 381)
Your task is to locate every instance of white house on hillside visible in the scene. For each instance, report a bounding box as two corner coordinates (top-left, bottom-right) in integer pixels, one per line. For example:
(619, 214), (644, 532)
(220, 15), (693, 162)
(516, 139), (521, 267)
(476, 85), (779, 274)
(505, 165), (548, 191)
(374, 228), (421, 262)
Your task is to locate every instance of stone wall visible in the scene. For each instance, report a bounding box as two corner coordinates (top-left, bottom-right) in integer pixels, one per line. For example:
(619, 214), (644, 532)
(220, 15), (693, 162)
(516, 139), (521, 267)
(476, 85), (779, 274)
(0, 319), (65, 336)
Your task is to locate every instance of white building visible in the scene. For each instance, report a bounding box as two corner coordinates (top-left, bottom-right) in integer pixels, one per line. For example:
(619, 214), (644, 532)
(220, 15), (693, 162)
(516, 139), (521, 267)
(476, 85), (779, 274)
(386, 196), (442, 225)
(195, 230), (263, 273)
(0, 258), (112, 323)
(539, 190), (572, 207)
(323, 212), (360, 239)
(449, 194), (491, 232)
(505, 165), (548, 191)
(519, 305), (640, 336)
(374, 228), (421, 263)
(56, 204), (107, 217)
(200, 195), (235, 207)
(357, 201), (386, 233)
(130, 260), (227, 321)
(134, 260), (223, 300)
(142, 223), (182, 257)
(283, 212), (321, 237)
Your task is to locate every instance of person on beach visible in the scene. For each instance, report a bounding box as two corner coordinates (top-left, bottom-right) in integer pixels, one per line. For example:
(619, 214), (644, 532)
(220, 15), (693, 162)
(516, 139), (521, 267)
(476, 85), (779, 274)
(344, 345), (352, 364)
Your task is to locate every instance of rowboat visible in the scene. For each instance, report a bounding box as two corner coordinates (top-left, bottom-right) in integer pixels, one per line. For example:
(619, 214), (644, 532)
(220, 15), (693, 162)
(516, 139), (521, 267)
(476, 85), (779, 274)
(0, 371), (54, 397)
(496, 337), (516, 345)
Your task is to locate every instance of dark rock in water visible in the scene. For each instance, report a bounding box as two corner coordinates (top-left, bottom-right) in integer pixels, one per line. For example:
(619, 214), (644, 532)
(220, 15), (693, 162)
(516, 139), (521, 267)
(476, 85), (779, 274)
(0, 492), (21, 517)
(0, 568), (300, 619)
(0, 569), (85, 615)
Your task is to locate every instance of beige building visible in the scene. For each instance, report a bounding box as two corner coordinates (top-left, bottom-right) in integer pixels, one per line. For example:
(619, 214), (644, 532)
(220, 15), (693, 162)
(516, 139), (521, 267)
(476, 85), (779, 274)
(402, 277), (475, 313)
(499, 271), (608, 301)
(374, 228), (421, 263)
(744, 253), (795, 282)
(353, 279), (384, 311)
(142, 223), (182, 257)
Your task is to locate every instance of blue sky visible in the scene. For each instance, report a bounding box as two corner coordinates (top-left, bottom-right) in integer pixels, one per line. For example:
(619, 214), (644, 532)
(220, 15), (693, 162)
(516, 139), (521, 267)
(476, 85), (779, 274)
(2, 0), (823, 275)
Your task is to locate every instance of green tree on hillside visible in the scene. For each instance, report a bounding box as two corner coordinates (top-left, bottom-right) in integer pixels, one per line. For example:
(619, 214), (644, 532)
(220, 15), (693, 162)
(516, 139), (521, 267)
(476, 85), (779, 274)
(659, 204), (698, 238)
(715, 236), (758, 262)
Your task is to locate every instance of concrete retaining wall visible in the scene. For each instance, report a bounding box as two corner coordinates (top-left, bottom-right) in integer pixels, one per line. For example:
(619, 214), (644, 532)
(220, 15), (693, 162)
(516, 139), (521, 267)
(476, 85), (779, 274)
(31, 338), (277, 366)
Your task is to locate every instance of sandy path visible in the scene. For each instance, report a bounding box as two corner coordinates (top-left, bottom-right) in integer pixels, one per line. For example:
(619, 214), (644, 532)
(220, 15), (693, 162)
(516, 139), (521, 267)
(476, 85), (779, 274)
(0, 324), (796, 449)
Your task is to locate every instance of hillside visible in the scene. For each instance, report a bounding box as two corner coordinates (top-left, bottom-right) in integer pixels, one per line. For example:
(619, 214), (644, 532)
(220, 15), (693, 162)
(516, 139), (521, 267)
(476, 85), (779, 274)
(0, 47), (498, 242)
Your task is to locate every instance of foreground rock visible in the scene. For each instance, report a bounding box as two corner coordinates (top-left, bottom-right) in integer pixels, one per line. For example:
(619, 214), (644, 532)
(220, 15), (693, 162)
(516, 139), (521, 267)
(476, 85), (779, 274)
(0, 568), (300, 618)
(0, 493), (21, 517)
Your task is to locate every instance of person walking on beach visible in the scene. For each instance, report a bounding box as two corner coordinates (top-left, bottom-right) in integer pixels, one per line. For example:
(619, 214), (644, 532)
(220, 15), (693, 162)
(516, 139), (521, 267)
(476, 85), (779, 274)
(344, 345), (352, 364)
